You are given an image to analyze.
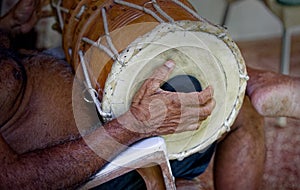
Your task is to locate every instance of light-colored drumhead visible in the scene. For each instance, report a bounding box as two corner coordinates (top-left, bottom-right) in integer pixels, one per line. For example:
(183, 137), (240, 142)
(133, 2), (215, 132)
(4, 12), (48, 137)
(101, 21), (247, 160)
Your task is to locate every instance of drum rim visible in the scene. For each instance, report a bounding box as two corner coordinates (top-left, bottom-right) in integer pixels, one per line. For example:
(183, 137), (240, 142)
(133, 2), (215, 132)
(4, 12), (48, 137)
(99, 20), (248, 160)
(63, 0), (248, 160)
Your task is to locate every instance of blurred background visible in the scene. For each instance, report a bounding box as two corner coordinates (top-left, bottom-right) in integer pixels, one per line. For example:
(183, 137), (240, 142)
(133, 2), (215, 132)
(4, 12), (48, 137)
(1, 0), (299, 46)
(1, 1), (299, 189)
(191, 0), (285, 40)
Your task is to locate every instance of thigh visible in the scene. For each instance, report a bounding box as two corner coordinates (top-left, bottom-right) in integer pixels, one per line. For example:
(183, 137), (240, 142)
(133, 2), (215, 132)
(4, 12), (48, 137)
(213, 96), (266, 189)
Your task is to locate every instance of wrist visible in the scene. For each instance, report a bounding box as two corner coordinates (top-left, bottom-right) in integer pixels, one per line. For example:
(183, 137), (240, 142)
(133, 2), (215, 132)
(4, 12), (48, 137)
(103, 113), (147, 146)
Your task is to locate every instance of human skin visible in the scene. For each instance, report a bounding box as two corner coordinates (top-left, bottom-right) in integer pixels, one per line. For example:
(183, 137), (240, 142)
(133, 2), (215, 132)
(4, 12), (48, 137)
(0, 1), (276, 189)
(0, 45), (215, 189)
(0, 1), (214, 188)
(0, 44), (266, 190)
(213, 97), (266, 190)
(247, 67), (300, 119)
(0, 0), (40, 34)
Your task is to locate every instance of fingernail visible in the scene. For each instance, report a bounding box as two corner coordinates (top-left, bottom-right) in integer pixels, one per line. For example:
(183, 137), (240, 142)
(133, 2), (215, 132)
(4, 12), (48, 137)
(165, 60), (175, 69)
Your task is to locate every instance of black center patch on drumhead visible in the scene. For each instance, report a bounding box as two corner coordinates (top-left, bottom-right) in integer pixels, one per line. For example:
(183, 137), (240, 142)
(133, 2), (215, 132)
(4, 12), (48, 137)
(161, 75), (202, 93)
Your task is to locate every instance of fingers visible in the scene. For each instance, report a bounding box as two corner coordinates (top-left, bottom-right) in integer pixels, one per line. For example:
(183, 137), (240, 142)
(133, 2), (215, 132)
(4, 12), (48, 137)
(199, 85), (214, 104)
(131, 60), (175, 104)
(144, 60), (176, 92)
(200, 98), (216, 117)
(187, 85), (214, 106)
(131, 60), (216, 135)
(182, 98), (216, 119)
(162, 85), (214, 106)
(161, 85), (215, 123)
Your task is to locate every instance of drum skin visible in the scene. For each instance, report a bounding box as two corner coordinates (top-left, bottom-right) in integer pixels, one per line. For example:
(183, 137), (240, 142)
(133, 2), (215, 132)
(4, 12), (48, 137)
(56, 0), (248, 160)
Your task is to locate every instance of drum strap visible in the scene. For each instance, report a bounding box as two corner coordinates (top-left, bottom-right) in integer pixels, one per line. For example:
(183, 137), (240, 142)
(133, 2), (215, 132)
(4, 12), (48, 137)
(81, 7), (124, 66)
(79, 50), (113, 121)
(51, 0), (69, 30)
(114, 0), (165, 23)
(77, 1), (210, 122)
(51, 0), (209, 65)
(102, 8), (119, 58)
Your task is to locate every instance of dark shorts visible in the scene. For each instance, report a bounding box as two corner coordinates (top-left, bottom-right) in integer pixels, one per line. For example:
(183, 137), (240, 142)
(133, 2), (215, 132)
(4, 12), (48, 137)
(92, 142), (216, 190)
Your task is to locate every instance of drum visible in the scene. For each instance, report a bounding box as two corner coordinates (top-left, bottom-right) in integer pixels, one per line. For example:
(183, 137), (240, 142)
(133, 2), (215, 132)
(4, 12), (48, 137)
(53, 0), (248, 160)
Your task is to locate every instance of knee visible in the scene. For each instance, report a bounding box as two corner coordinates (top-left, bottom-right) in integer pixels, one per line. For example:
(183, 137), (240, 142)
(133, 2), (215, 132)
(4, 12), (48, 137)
(228, 97), (265, 150)
(231, 96), (264, 131)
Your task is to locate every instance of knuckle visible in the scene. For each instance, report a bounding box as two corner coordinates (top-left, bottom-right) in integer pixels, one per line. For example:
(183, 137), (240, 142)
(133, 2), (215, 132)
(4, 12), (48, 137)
(198, 92), (207, 104)
(198, 87), (214, 104)
(211, 99), (216, 109)
(201, 107), (211, 116)
(206, 85), (214, 96)
(201, 104), (214, 116)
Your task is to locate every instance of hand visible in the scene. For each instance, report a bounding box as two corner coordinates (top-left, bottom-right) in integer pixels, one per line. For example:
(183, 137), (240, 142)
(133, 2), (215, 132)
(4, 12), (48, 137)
(126, 60), (216, 136)
(0, 0), (41, 34)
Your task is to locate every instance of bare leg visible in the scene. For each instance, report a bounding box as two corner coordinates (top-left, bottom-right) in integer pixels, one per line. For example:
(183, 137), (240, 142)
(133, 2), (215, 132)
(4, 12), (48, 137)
(213, 97), (266, 190)
(247, 67), (300, 119)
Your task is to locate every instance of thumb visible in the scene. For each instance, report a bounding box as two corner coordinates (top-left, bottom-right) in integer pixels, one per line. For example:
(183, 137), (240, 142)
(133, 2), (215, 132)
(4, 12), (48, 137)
(131, 60), (175, 103)
(147, 60), (176, 92)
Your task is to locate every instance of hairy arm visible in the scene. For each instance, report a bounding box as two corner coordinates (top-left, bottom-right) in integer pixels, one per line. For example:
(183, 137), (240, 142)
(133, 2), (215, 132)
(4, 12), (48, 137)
(0, 113), (143, 189)
(0, 61), (215, 189)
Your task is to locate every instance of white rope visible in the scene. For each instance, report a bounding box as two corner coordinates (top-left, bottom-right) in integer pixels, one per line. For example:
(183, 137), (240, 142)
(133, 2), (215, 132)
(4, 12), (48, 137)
(151, 0), (174, 23)
(75, 5), (87, 20)
(102, 8), (120, 59)
(171, 0), (207, 22)
(51, 0), (69, 30)
(81, 37), (116, 61)
(239, 73), (249, 81)
(114, 0), (165, 23)
(79, 50), (112, 119)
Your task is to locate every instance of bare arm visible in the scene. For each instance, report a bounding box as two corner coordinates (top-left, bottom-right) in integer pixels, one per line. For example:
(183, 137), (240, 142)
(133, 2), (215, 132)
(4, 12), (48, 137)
(0, 61), (215, 189)
(0, 113), (143, 189)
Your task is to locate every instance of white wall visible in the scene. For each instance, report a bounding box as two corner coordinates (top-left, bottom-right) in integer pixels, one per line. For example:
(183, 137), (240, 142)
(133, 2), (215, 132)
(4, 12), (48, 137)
(188, 0), (283, 41)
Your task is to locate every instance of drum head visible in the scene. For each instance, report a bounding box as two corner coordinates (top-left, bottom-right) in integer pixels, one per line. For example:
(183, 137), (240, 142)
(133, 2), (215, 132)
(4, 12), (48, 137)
(100, 21), (247, 160)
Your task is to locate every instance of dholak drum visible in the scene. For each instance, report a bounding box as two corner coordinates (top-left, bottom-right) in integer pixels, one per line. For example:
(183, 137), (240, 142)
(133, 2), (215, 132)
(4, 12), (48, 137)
(53, 0), (248, 160)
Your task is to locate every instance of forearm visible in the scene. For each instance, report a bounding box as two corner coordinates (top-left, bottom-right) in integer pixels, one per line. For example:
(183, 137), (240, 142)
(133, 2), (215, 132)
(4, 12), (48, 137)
(0, 113), (144, 189)
(2, 138), (101, 189)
